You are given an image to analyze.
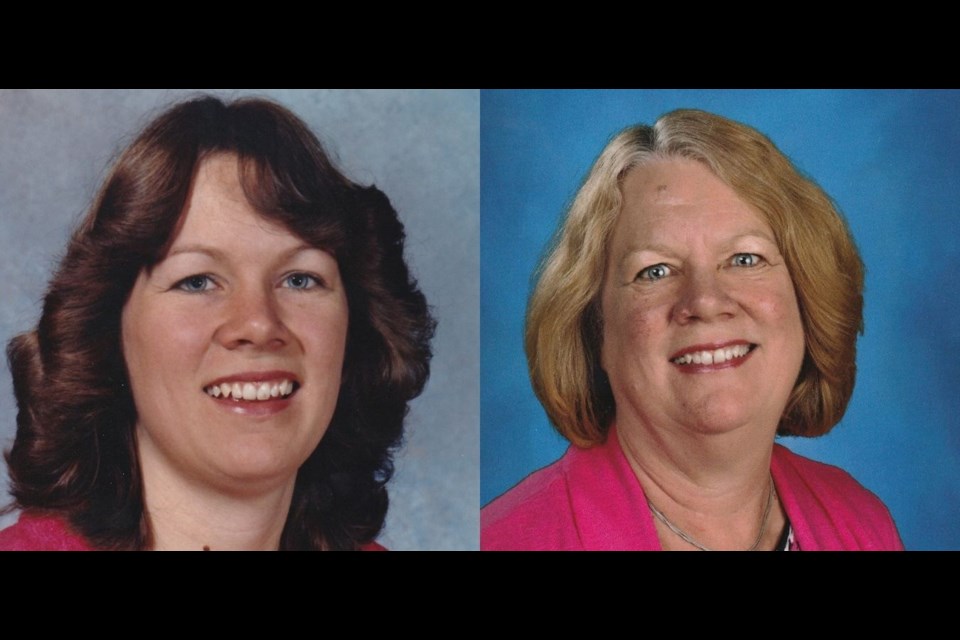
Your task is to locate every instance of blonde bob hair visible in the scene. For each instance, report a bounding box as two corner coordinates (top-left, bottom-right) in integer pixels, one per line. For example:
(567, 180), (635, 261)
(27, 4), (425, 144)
(526, 109), (864, 447)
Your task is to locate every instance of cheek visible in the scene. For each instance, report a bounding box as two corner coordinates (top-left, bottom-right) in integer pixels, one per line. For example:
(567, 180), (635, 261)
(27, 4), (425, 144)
(752, 279), (806, 361)
(291, 305), (349, 375)
(307, 329), (348, 378)
(121, 297), (153, 387)
(770, 282), (803, 329)
(600, 289), (661, 371)
(122, 298), (210, 389)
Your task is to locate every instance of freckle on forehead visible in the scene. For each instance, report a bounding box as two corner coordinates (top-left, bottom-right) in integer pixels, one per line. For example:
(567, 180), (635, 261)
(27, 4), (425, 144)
(657, 184), (668, 193)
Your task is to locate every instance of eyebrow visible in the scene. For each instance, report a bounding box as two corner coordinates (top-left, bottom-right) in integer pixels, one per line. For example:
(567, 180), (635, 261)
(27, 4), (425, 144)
(616, 231), (777, 267)
(165, 243), (324, 262)
(165, 244), (227, 261)
(617, 243), (683, 267)
(729, 230), (777, 245)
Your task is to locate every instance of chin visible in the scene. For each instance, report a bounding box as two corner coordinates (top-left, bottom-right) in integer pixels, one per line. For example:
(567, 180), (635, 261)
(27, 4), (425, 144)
(214, 444), (307, 486)
(676, 398), (760, 436)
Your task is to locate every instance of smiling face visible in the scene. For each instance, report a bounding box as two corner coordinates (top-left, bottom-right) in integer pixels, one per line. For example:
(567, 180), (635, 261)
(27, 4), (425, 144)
(600, 158), (805, 438)
(121, 153), (349, 497)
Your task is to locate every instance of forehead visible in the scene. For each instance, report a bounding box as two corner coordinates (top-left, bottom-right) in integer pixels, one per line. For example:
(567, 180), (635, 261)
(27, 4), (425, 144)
(614, 158), (774, 245)
(172, 153), (301, 250)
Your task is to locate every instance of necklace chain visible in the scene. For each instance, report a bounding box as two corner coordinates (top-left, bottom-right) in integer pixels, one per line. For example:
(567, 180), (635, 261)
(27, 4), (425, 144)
(647, 476), (776, 551)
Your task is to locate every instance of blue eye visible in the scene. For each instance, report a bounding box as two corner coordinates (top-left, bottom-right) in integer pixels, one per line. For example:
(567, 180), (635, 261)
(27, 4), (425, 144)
(731, 253), (762, 267)
(176, 274), (215, 292)
(283, 273), (320, 290)
(637, 263), (672, 281)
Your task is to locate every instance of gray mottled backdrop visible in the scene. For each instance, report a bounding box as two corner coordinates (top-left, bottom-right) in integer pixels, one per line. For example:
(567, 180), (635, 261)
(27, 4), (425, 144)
(0, 89), (479, 550)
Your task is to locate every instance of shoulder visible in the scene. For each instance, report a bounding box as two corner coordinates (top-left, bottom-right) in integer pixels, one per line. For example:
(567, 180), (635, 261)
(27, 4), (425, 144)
(772, 445), (903, 550)
(481, 451), (579, 551)
(0, 512), (94, 551)
(359, 540), (387, 551)
(481, 429), (660, 551)
(772, 445), (889, 514)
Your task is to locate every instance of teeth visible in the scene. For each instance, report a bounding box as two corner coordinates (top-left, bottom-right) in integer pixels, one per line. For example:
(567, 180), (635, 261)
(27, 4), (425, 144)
(204, 379), (297, 401)
(673, 344), (751, 366)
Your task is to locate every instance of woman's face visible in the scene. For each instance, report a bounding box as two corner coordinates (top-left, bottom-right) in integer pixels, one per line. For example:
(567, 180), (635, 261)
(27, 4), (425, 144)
(600, 159), (805, 438)
(121, 153), (349, 496)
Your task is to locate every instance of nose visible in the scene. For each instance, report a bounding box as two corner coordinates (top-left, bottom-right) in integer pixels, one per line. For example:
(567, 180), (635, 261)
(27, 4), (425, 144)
(215, 283), (291, 351)
(671, 266), (737, 324)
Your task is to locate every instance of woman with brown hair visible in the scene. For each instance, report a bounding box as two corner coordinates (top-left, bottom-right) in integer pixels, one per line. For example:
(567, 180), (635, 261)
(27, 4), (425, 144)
(0, 95), (435, 550)
(482, 109), (902, 550)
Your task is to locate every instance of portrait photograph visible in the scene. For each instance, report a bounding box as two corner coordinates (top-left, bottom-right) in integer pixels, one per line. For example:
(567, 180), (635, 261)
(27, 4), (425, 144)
(481, 89), (959, 550)
(0, 89), (478, 550)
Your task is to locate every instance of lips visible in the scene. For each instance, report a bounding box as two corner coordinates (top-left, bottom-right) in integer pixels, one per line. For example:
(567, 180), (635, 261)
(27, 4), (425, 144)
(202, 371), (300, 402)
(670, 341), (756, 369)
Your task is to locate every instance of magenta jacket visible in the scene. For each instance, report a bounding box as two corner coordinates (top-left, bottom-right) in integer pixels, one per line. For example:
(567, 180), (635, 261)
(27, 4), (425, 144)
(482, 426), (903, 551)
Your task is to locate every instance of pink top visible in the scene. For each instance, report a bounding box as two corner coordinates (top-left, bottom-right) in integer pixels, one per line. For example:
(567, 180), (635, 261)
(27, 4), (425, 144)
(481, 426), (903, 550)
(0, 512), (387, 551)
(0, 512), (93, 551)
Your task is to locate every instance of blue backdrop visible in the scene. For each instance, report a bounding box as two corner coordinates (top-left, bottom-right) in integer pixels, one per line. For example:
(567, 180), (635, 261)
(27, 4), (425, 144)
(480, 89), (960, 550)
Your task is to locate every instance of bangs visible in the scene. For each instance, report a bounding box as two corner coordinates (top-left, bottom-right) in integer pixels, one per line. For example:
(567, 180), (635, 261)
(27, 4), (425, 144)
(234, 152), (350, 260)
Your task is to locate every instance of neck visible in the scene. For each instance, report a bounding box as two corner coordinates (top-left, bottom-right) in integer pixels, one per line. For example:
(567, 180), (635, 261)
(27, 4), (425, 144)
(139, 453), (296, 551)
(615, 416), (785, 551)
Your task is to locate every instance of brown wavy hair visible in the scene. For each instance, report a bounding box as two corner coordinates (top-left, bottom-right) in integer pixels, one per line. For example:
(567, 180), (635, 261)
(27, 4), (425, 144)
(527, 109), (864, 447)
(4, 95), (435, 549)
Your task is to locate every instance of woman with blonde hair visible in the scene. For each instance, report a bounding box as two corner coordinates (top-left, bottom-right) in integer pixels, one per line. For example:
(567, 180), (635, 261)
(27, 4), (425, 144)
(482, 109), (902, 550)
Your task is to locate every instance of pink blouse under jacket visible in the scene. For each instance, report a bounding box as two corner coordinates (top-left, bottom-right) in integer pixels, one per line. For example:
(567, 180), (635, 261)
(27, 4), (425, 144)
(481, 426), (903, 551)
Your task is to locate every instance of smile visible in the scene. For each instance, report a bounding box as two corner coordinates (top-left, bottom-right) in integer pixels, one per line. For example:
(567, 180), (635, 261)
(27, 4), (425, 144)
(672, 343), (754, 366)
(670, 341), (756, 369)
(203, 379), (298, 402)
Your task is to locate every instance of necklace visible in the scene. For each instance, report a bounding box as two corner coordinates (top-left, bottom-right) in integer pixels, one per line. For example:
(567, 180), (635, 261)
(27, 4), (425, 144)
(647, 476), (776, 551)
